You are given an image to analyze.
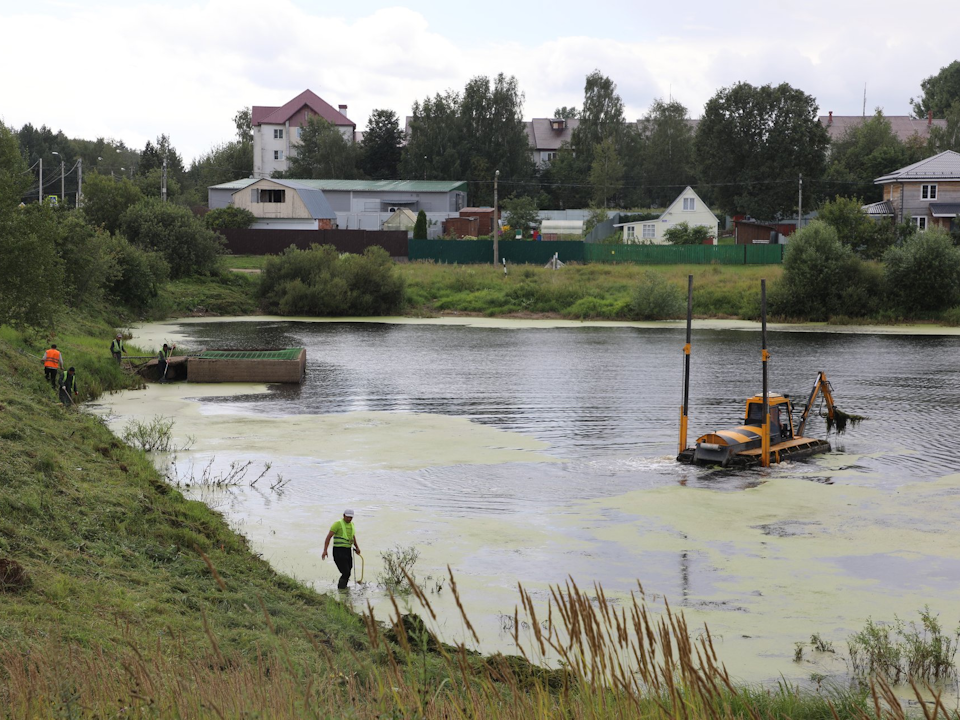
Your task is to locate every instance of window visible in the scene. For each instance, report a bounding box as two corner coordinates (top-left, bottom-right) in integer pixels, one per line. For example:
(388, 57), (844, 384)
(297, 127), (302, 139)
(913, 216), (927, 230)
(259, 189), (286, 203)
(625, 226), (635, 240)
(274, 128), (284, 140)
(921, 184), (937, 200)
(273, 150), (283, 161)
(542, 151), (557, 163)
(682, 197), (696, 211)
(642, 224), (656, 239)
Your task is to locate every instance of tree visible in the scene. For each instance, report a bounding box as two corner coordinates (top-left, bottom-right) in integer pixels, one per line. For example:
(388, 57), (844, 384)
(81, 173), (143, 233)
(400, 91), (463, 181)
(360, 109), (403, 180)
(884, 227), (960, 313)
(911, 61), (960, 118)
(817, 195), (895, 260)
(572, 71), (626, 167)
(139, 134), (184, 178)
(638, 99), (696, 207)
(588, 137), (624, 207)
(234, 107), (253, 143)
(663, 222), (712, 245)
(119, 199), (224, 279)
(928, 100), (960, 153)
(459, 74), (534, 206)
(695, 82), (829, 219)
(824, 110), (921, 202)
(501, 195), (539, 238)
(768, 220), (878, 320)
(539, 144), (589, 209)
(0, 122), (64, 327)
(413, 210), (428, 239)
(187, 141), (253, 195)
(553, 106), (578, 119)
(287, 116), (360, 179)
(54, 212), (118, 308)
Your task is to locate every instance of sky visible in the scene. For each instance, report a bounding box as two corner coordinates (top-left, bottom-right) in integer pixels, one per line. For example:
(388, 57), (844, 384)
(1, 0), (957, 164)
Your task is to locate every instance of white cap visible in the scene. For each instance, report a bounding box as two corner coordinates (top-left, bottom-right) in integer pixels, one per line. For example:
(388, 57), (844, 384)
(343, 509), (355, 518)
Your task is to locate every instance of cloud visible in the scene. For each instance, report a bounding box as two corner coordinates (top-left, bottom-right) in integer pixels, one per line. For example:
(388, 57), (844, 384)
(1, 1), (956, 164)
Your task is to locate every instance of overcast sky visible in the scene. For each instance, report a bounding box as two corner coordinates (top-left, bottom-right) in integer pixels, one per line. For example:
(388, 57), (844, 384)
(1, 0), (956, 163)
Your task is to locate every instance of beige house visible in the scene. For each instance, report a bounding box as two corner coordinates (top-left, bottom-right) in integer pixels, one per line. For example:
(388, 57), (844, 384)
(616, 187), (719, 244)
(868, 150), (960, 232)
(232, 178), (337, 230)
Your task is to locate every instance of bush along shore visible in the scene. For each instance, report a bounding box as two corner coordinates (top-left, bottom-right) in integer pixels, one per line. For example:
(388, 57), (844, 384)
(2, 318), (959, 718)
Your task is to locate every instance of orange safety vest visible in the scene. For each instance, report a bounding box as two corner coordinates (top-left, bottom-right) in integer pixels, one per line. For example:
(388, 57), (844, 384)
(43, 348), (61, 369)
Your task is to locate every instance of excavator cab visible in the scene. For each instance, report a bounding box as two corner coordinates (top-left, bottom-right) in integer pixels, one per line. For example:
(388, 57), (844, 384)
(743, 393), (794, 443)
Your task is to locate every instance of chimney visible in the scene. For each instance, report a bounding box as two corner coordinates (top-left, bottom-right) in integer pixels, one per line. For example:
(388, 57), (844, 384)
(828, 111), (833, 125)
(339, 104), (348, 116)
(928, 110), (933, 126)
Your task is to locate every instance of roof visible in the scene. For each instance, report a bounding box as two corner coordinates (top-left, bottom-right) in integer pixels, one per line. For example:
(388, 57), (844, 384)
(214, 178), (468, 193)
(862, 200), (895, 217)
(930, 202), (960, 217)
(526, 118), (579, 151)
(875, 151), (960, 184)
(252, 89), (354, 127)
(821, 114), (946, 142)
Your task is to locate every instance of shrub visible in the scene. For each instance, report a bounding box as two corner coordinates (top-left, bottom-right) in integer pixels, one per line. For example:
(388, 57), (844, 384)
(106, 235), (170, 309)
(817, 195), (895, 260)
(204, 206), (256, 230)
(377, 545), (420, 592)
(769, 220), (877, 321)
(119, 199), (224, 279)
(258, 244), (404, 317)
(628, 271), (684, 319)
(663, 222), (712, 245)
(883, 227), (960, 314)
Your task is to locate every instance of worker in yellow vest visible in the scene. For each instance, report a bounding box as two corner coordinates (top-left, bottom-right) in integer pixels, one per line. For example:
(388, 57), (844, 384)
(42, 344), (63, 389)
(321, 509), (361, 589)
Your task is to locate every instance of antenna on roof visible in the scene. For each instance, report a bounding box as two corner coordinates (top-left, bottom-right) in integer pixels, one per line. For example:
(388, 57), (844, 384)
(863, 83), (867, 118)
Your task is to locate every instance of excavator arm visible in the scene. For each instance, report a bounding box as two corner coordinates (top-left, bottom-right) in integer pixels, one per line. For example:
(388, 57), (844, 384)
(796, 371), (836, 437)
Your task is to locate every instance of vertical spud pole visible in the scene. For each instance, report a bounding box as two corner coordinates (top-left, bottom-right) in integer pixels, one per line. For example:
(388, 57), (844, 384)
(761, 279), (771, 467)
(679, 274), (693, 454)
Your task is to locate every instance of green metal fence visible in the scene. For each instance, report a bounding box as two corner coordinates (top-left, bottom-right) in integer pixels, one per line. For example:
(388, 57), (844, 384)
(584, 243), (784, 264)
(408, 240), (585, 264)
(408, 240), (783, 265)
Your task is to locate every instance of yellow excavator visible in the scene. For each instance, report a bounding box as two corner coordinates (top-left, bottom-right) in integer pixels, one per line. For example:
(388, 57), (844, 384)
(675, 277), (860, 468)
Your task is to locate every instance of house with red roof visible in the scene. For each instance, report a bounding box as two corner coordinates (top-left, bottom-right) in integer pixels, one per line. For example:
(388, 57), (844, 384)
(252, 89), (356, 178)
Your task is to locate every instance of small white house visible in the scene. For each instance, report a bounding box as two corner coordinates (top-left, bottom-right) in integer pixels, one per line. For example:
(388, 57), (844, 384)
(616, 187), (719, 244)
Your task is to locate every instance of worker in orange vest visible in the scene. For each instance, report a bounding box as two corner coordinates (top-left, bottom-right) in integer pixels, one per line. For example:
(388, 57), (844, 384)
(43, 344), (63, 389)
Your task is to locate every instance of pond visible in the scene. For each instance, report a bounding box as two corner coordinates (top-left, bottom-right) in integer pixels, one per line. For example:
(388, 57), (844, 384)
(92, 317), (960, 690)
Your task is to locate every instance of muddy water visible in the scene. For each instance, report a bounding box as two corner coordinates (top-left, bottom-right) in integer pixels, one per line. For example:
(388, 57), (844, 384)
(92, 318), (960, 691)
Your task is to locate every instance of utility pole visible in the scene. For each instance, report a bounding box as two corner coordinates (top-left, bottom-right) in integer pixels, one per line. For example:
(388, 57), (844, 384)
(38, 158), (43, 203)
(77, 159), (82, 207)
(161, 158), (168, 202)
(798, 173), (803, 231)
(52, 151), (65, 204)
(493, 169), (500, 266)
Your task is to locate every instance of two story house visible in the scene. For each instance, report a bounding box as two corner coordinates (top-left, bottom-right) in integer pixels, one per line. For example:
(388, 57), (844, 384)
(252, 89), (356, 178)
(870, 150), (960, 231)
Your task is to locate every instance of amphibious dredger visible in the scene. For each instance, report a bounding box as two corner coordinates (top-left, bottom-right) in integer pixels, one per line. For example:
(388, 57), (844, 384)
(675, 276), (844, 469)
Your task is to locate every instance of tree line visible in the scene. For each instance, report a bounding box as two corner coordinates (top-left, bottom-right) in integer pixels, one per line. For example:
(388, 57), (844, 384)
(10, 61), (960, 224)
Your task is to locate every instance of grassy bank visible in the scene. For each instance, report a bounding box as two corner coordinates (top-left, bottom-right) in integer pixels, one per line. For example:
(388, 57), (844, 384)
(1, 313), (953, 718)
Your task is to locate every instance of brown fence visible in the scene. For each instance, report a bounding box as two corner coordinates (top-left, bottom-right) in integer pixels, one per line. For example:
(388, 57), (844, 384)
(219, 228), (409, 257)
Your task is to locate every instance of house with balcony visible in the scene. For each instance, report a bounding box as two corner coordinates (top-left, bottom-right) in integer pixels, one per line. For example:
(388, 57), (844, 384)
(615, 187), (718, 244)
(252, 89), (356, 178)
(867, 150), (960, 231)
